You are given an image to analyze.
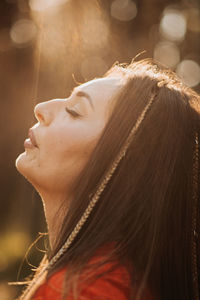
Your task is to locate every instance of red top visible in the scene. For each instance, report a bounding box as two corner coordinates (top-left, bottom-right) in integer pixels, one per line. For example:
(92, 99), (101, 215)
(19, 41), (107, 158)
(32, 246), (153, 300)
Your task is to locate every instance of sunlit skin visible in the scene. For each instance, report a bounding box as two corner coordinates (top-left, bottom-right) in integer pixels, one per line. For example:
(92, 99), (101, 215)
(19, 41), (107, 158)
(16, 77), (124, 247)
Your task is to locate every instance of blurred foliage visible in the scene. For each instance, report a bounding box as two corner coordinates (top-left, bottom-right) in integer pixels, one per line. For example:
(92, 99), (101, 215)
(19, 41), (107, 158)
(0, 0), (200, 298)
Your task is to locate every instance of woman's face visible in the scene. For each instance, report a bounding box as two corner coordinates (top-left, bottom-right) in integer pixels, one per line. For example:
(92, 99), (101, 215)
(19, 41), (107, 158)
(16, 77), (123, 197)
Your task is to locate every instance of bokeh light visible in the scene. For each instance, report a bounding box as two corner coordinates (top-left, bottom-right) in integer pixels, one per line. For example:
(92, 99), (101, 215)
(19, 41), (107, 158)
(176, 60), (200, 87)
(153, 41), (180, 68)
(111, 0), (137, 22)
(10, 19), (37, 47)
(29, 0), (70, 11)
(81, 56), (108, 80)
(159, 9), (187, 42)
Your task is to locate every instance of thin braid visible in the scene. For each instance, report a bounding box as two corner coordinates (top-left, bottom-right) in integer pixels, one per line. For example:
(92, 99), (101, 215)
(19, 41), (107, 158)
(20, 84), (159, 300)
(191, 131), (199, 300)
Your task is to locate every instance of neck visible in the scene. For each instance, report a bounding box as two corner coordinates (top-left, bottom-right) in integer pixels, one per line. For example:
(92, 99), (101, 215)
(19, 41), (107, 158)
(39, 191), (70, 249)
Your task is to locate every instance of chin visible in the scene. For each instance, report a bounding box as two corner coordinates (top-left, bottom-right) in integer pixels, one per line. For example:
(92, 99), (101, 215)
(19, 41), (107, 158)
(16, 151), (26, 171)
(15, 150), (36, 180)
(15, 151), (49, 193)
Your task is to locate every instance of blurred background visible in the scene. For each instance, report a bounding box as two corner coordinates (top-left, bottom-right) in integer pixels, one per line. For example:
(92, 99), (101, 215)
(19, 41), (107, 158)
(0, 0), (200, 298)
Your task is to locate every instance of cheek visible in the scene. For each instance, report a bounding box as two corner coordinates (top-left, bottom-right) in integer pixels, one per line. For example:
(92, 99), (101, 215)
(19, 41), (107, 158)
(35, 128), (100, 192)
(40, 124), (102, 170)
(57, 131), (98, 164)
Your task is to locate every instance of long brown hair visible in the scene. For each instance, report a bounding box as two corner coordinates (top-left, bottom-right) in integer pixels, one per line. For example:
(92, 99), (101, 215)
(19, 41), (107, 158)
(46, 58), (200, 300)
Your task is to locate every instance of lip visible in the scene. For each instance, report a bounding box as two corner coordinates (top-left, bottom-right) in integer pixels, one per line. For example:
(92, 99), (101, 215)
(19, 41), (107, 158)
(24, 128), (38, 149)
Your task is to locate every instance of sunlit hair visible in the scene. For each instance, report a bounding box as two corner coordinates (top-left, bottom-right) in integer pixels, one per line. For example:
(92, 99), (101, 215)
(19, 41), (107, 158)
(42, 58), (200, 300)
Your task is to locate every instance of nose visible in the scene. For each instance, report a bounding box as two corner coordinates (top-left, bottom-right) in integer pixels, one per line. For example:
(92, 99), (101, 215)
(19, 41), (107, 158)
(34, 101), (50, 125)
(34, 99), (65, 125)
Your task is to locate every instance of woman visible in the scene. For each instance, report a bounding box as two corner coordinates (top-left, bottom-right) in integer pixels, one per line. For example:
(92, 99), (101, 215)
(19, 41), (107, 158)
(15, 58), (200, 300)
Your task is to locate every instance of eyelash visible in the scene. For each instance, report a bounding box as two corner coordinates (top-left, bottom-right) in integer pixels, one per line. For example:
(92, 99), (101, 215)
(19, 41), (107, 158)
(65, 107), (82, 118)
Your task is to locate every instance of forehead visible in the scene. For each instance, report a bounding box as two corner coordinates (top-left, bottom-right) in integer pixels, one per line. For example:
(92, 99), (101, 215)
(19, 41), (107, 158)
(78, 77), (124, 104)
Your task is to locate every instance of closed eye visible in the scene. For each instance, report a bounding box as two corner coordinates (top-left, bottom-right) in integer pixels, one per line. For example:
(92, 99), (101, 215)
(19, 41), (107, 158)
(65, 107), (82, 118)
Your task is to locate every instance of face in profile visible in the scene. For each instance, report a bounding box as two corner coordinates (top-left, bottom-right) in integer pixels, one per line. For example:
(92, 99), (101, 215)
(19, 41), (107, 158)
(15, 77), (123, 199)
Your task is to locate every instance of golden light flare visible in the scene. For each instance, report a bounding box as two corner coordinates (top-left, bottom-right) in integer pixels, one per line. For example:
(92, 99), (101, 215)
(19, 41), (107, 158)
(31, 0), (110, 74)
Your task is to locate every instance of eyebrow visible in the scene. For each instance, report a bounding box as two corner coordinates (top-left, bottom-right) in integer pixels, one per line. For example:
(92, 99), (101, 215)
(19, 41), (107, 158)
(74, 89), (94, 110)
